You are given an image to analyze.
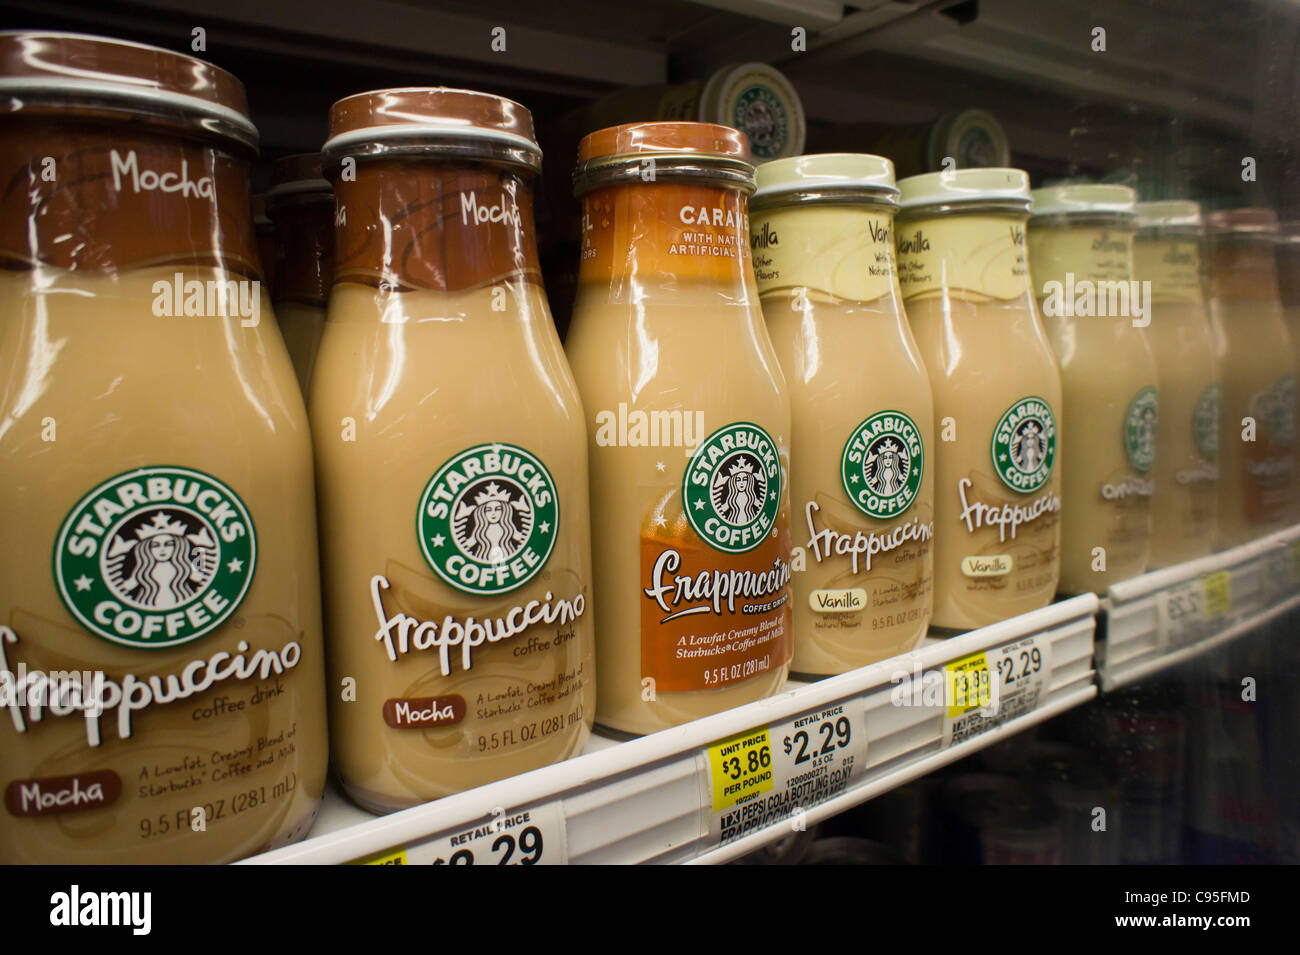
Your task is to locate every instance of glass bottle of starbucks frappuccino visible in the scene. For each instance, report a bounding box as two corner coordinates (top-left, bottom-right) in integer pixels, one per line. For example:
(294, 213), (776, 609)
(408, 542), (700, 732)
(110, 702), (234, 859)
(1029, 185), (1158, 592)
(1207, 208), (1296, 547)
(565, 122), (793, 735)
(750, 154), (934, 674)
(313, 89), (595, 812)
(0, 32), (327, 863)
(1134, 201), (1219, 566)
(897, 169), (1063, 631)
(1275, 222), (1300, 523)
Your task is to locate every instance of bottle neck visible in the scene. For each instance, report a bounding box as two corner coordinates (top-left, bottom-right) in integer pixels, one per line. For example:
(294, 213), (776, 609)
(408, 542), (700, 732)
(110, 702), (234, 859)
(1210, 239), (1282, 304)
(1134, 232), (1203, 304)
(895, 210), (1033, 304)
(269, 199), (333, 307)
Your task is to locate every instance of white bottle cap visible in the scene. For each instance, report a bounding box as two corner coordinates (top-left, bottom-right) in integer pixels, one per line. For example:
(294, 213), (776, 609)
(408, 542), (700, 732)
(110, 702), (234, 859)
(752, 153), (898, 202)
(1030, 183), (1136, 218)
(897, 167), (1031, 210)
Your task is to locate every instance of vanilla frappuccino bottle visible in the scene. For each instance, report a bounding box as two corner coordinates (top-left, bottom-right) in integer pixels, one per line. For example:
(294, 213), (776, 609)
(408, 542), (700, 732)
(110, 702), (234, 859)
(1134, 201), (1219, 566)
(313, 89), (595, 811)
(897, 169), (1063, 631)
(0, 32), (327, 863)
(1029, 185), (1157, 592)
(565, 122), (792, 735)
(750, 155), (933, 673)
(266, 153), (333, 395)
(1207, 208), (1296, 547)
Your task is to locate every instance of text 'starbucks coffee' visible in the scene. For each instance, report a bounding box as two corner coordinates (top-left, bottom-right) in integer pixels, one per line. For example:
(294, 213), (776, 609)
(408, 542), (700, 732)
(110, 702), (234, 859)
(565, 122), (793, 735)
(750, 154), (934, 674)
(266, 153), (333, 395)
(0, 32), (327, 862)
(1029, 185), (1158, 592)
(313, 88), (595, 811)
(896, 169), (1063, 631)
(1134, 201), (1219, 566)
(1207, 208), (1296, 547)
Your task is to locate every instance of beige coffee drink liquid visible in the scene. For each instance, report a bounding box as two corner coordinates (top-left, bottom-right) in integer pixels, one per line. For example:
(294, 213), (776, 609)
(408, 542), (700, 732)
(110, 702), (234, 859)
(897, 169), (1062, 631)
(1207, 208), (1296, 547)
(751, 154), (933, 673)
(266, 154), (333, 394)
(313, 89), (594, 811)
(1030, 185), (1157, 592)
(0, 33), (327, 863)
(1134, 202), (1218, 566)
(565, 122), (792, 735)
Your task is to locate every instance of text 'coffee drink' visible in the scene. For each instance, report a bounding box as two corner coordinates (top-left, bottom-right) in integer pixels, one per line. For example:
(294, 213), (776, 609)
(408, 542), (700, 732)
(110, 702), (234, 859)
(566, 122), (793, 735)
(750, 154), (934, 673)
(313, 88), (595, 811)
(0, 32), (328, 862)
(897, 169), (1063, 631)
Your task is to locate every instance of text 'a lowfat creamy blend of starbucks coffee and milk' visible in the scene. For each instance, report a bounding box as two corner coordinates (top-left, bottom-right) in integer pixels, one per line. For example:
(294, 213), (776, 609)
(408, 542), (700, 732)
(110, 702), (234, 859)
(0, 32), (328, 862)
(311, 89), (596, 811)
(565, 122), (793, 736)
(895, 169), (1063, 631)
(749, 154), (934, 673)
(1029, 185), (1158, 593)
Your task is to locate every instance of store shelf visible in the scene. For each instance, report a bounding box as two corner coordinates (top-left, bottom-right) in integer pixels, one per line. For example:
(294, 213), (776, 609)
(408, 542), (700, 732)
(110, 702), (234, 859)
(1099, 524), (1300, 691)
(244, 593), (1097, 865)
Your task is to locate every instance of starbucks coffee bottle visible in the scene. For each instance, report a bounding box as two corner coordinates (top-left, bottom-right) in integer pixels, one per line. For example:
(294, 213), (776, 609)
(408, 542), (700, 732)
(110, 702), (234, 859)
(1207, 208), (1296, 547)
(1274, 222), (1300, 522)
(0, 32), (327, 863)
(1029, 185), (1158, 592)
(565, 122), (793, 736)
(1134, 201), (1219, 566)
(313, 88), (595, 811)
(897, 169), (1063, 631)
(750, 154), (934, 674)
(266, 153), (333, 395)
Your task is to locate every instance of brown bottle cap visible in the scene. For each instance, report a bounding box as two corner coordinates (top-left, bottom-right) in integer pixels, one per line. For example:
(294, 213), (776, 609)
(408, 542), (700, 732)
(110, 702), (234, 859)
(322, 87), (541, 173)
(1207, 206), (1278, 237)
(0, 30), (257, 153)
(267, 153), (332, 208)
(573, 121), (755, 196)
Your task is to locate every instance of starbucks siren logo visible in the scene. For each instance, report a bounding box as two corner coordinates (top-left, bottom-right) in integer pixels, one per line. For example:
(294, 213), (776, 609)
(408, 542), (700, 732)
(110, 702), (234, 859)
(683, 421), (782, 553)
(1124, 386), (1159, 472)
(841, 410), (924, 519)
(733, 85), (787, 160)
(418, 443), (558, 596)
(991, 397), (1057, 493)
(1194, 382), (1220, 461)
(54, 466), (256, 649)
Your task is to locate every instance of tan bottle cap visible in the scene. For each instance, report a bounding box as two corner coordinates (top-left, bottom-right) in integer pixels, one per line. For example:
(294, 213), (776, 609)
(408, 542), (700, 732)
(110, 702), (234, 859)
(0, 30), (257, 152)
(574, 121), (755, 196)
(752, 152), (898, 204)
(1135, 200), (1202, 232)
(1030, 183), (1136, 218)
(1206, 207), (1278, 236)
(322, 87), (541, 172)
(267, 153), (332, 204)
(897, 167), (1031, 210)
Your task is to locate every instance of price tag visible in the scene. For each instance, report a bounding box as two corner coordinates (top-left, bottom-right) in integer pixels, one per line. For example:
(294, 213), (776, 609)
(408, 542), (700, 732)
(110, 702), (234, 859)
(704, 700), (866, 846)
(1202, 570), (1231, 618)
(377, 801), (566, 865)
(349, 847), (407, 865)
(941, 635), (1052, 747)
(1156, 577), (1207, 650)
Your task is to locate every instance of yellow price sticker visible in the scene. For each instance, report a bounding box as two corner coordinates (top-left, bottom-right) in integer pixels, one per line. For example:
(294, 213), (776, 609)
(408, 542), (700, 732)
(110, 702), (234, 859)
(1202, 570), (1231, 618)
(946, 652), (992, 719)
(707, 727), (774, 813)
(349, 847), (407, 865)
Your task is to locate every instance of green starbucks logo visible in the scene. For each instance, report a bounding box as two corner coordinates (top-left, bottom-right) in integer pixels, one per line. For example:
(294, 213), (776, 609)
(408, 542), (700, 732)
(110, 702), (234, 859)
(683, 421), (782, 553)
(417, 443), (559, 596)
(733, 86), (787, 160)
(54, 466), (256, 649)
(1124, 386), (1159, 472)
(1194, 382), (1220, 461)
(991, 397), (1057, 493)
(841, 410), (924, 519)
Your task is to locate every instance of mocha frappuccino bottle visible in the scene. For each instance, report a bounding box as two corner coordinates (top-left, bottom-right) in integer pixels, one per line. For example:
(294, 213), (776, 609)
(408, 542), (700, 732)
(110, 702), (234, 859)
(266, 153), (333, 394)
(750, 154), (933, 674)
(0, 32), (327, 863)
(1030, 185), (1158, 592)
(565, 122), (793, 735)
(897, 169), (1063, 631)
(1134, 201), (1219, 566)
(313, 89), (595, 811)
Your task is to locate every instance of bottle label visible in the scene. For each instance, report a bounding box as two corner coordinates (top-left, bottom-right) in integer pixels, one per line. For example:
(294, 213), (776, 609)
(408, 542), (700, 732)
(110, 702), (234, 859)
(1194, 382), (1221, 462)
(1135, 236), (1202, 303)
(990, 397), (1058, 493)
(1030, 225), (1134, 289)
(1243, 375), (1294, 523)
(751, 206), (896, 303)
(841, 410), (924, 519)
(1125, 386), (1160, 473)
(53, 466), (257, 649)
(896, 215), (1029, 301)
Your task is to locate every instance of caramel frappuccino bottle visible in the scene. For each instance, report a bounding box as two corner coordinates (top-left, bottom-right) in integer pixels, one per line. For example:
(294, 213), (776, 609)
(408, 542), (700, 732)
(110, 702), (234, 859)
(266, 153), (333, 395)
(0, 32), (327, 863)
(750, 154), (933, 674)
(897, 169), (1062, 631)
(1030, 185), (1157, 592)
(313, 89), (595, 811)
(1207, 208), (1296, 547)
(1134, 201), (1219, 566)
(565, 122), (793, 735)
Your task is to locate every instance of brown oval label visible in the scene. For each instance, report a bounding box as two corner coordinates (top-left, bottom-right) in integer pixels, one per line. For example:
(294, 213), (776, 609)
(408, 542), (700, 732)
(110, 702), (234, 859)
(382, 695), (467, 729)
(5, 770), (122, 817)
